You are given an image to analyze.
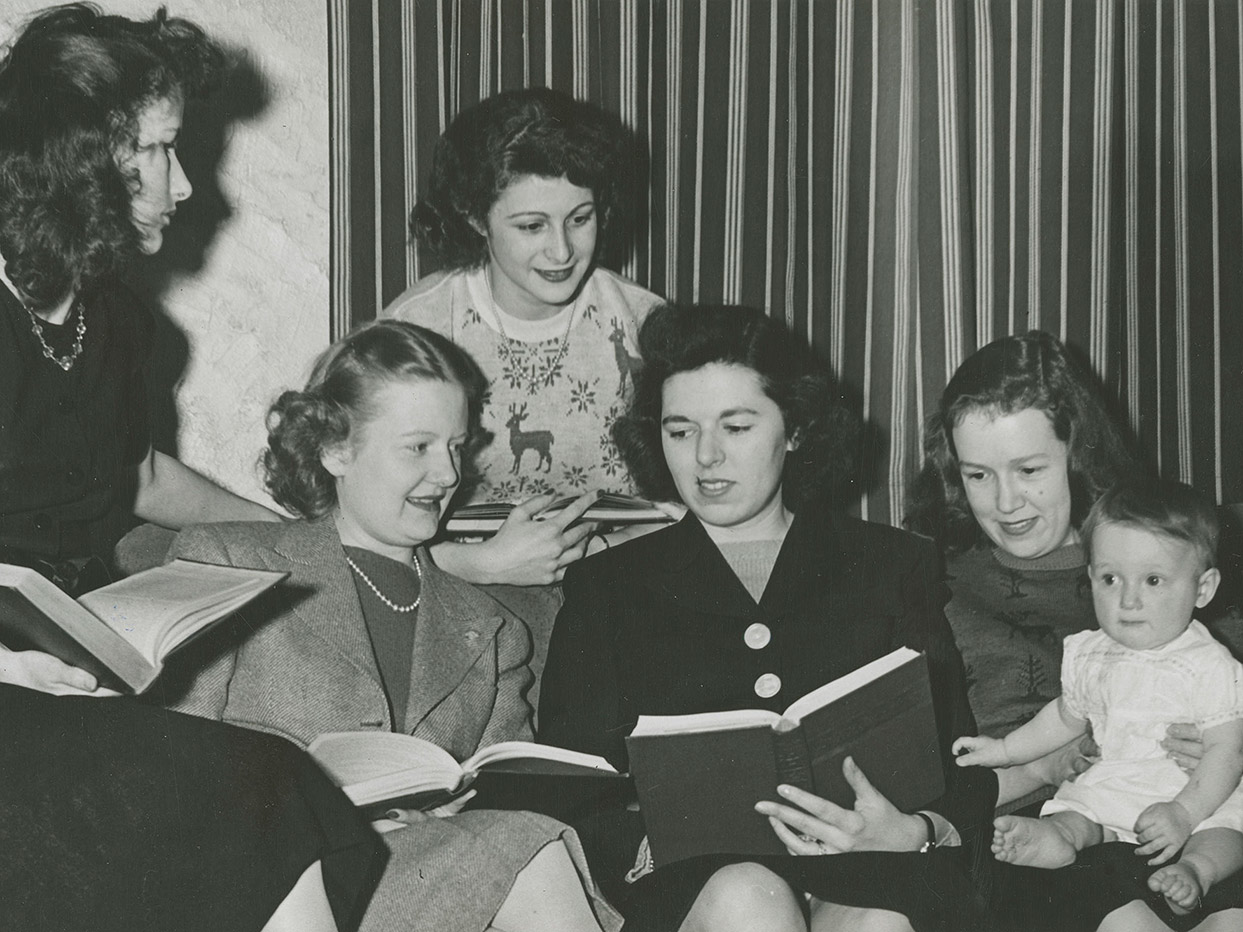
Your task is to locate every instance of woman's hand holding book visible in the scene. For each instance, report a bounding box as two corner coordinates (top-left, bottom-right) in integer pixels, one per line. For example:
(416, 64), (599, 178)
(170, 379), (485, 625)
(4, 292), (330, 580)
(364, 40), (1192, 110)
(755, 757), (930, 855)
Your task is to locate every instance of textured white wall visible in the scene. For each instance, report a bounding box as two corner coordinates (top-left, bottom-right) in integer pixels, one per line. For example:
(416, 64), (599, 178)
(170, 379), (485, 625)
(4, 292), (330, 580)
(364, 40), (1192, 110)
(1, 0), (330, 507)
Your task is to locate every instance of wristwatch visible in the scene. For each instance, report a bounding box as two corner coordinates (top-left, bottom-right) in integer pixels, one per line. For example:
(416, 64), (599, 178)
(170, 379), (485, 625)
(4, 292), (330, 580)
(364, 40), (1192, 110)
(915, 811), (937, 853)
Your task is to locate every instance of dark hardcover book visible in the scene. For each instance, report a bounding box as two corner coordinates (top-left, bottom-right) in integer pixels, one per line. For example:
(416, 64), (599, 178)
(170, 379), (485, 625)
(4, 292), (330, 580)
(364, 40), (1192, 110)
(625, 647), (944, 866)
(0, 559), (288, 693)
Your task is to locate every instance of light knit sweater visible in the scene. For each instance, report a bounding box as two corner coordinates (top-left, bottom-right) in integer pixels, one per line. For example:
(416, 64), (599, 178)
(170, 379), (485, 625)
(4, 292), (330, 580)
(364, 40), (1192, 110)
(717, 539), (785, 602)
(385, 266), (663, 503)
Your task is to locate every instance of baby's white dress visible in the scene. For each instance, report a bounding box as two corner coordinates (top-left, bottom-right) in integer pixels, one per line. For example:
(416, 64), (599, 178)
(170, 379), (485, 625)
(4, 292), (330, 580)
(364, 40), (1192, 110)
(1044, 620), (1243, 840)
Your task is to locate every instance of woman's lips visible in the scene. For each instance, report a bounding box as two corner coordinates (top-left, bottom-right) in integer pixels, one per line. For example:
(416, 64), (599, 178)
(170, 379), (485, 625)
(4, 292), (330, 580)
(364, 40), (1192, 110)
(537, 268), (574, 283)
(998, 517), (1038, 536)
(696, 478), (733, 497)
(405, 496), (443, 513)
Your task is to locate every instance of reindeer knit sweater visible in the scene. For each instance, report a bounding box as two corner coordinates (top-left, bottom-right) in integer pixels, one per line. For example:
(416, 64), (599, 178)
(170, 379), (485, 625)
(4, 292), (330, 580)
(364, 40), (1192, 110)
(385, 267), (663, 504)
(944, 542), (1096, 739)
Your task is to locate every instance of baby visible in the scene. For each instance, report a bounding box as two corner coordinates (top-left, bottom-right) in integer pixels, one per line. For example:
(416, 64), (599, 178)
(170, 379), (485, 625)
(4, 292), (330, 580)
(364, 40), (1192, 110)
(954, 479), (1243, 913)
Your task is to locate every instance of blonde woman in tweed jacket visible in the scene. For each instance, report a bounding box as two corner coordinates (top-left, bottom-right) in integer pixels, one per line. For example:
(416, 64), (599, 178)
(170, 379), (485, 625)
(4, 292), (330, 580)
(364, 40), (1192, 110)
(161, 320), (617, 932)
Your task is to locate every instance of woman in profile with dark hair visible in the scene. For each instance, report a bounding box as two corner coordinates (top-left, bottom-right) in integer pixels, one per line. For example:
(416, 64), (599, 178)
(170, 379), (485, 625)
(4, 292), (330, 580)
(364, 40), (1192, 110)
(0, 7), (381, 930)
(539, 303), (995, 932)
(0, 1), (281, 687)
(385, 87), (667, 590)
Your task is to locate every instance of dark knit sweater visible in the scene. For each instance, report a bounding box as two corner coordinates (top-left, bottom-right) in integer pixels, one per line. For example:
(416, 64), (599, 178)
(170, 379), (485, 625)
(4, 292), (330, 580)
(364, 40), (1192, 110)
(944, 543), (1096, 738)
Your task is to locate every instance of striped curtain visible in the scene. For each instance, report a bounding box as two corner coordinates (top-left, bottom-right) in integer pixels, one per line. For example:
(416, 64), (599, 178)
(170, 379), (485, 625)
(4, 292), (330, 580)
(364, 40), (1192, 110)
(328, 0), (1243, 524)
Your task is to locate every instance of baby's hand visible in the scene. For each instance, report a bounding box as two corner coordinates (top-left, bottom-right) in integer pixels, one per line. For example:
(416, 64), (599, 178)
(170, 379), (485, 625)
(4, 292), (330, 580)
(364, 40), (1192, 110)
(1134, 801), (1193, 865)
(952, 735), (1009, 768)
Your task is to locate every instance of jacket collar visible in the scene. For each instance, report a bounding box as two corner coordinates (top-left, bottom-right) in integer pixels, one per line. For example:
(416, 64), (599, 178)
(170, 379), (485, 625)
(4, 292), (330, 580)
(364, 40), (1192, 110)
(270, 517), (505, 733)
(271, 517), (381, 688)
(403, 555), (504, 731)
(637, 506), (840, 619)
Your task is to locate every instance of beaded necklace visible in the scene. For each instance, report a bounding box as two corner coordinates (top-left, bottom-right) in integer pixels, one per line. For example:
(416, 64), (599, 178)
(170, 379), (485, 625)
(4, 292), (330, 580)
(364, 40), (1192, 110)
(345, 551), (423, 613)
(27, 297), (87, 372)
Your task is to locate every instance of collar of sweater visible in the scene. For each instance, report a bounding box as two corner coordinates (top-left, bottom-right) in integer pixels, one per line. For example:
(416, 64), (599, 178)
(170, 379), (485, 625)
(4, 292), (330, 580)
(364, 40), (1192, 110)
(991, 540), (1085, 572)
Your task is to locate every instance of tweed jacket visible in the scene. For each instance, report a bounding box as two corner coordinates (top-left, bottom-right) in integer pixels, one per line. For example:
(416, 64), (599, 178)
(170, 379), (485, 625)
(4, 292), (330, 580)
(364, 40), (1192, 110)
(539, 505), (996, 848)
(162, 517), (533, 758)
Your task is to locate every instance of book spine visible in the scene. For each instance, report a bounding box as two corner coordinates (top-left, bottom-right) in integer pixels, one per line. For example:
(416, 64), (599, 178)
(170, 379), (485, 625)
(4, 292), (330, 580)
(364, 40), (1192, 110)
(772, 728), (813, 791)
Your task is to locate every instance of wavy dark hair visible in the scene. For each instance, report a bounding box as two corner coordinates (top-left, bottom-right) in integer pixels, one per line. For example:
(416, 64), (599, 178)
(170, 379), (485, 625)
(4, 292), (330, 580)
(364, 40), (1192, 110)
(0, 3), (224, 306)
(264, 319), (487, 520)
(613, 303), (858, 512)
(410, 87), (633, 270)
(905, 330), (1139, 553)
(1081, 478), (1220, 572)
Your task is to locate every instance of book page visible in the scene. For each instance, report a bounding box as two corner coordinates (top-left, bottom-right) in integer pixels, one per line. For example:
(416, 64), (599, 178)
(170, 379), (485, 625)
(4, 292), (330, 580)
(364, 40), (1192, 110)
(781, 646), (919, 724)
(307, 731), (463, 806)
(463, 740), (617, 774)
(0, 567), (148, 688)
(78, 561), (284, 662)
(629, 708), (781, 737)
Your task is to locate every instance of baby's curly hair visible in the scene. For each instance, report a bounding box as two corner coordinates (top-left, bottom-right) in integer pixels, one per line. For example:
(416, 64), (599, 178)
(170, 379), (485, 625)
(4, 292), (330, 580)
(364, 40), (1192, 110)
(904, 330), (1139, 553)
(264, 320), (486, 519)
(410, 87), (633, 270)
(0, 3), (225, 306)
(613, 304), (858, 512)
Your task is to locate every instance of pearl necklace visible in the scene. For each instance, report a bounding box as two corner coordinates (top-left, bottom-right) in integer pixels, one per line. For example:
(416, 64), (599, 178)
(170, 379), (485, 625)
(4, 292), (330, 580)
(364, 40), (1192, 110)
(345, 551), (423, 613)
(483, 272), (576, 392)
(27, 298), (86, 371)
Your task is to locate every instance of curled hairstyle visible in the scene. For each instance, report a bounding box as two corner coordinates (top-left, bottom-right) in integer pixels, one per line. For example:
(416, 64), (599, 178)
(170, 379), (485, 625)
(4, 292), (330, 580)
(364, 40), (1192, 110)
(410, 87), (632, 270)
(613, 303), (858, 511)
(264, 319), (487, 520)
(905, 330), (1139, 553)
(0, 3), (224, 306)
(1081, 478), (1220, 572)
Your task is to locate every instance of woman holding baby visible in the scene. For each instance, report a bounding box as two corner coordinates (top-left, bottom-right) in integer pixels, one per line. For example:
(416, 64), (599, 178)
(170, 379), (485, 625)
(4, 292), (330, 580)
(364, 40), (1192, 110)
(907, 331), (1243, 931)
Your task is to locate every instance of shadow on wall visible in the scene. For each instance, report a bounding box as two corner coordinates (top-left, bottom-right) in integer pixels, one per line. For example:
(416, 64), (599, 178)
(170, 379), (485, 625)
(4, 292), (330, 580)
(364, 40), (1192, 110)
(128, 47), (273, 456)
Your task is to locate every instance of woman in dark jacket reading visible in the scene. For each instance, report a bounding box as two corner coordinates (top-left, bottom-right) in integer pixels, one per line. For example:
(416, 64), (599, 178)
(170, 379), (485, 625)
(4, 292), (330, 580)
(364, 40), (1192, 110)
(538, 303), (997, 932)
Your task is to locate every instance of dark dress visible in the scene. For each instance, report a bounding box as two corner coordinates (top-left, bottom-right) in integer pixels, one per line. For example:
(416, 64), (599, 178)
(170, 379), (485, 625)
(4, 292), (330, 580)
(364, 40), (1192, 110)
(538, 506), (998, 932)
(0, 278), (151, 568)
(0, 279), (385, 931)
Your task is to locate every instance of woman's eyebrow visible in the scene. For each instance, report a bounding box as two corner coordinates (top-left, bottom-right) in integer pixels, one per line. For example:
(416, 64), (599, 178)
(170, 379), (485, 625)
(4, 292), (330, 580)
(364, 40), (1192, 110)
(660, 414), (694, 426)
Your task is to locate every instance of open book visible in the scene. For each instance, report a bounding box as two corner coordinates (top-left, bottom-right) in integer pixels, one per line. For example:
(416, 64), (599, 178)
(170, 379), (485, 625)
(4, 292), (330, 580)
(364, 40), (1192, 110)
(444, 492), (673, 535)
(307, 731), (624, 813)
(625, 647), (944, 866)
(0, 559), (288, 693)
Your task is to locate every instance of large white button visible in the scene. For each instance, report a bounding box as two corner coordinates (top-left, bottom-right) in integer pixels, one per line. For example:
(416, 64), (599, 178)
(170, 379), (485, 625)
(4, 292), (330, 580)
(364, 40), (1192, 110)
(744, 622), (771, 650)
(754, 673), (782, 698)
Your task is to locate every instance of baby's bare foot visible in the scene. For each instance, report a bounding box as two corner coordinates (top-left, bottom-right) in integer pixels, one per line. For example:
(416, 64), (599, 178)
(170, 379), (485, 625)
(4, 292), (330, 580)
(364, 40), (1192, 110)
(992, 815), (1078, 868)
(1148, 861), (1204, 914)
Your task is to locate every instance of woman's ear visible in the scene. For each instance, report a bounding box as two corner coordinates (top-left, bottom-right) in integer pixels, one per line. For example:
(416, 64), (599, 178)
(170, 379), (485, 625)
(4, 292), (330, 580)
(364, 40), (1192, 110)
(320, 442), (352, 479)
(467, 214), (488, 239)
(786, 427), (803, 453)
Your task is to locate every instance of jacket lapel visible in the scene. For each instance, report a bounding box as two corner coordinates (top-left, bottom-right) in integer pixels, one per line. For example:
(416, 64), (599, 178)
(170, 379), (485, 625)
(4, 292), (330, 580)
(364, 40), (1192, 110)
(637, 515), (763, 619)
(401, 551), (504, 733)
(642, 509), (846, 621)
(271, 518), (384, 690)
(756, 506), (839, 617)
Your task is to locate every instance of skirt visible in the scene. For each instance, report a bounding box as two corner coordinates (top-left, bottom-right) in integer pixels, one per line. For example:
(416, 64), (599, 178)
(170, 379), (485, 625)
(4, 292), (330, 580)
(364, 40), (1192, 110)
(573, 805), (987, 932)
(0, 685), (384, 932)
(359, 808), (622, 932)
